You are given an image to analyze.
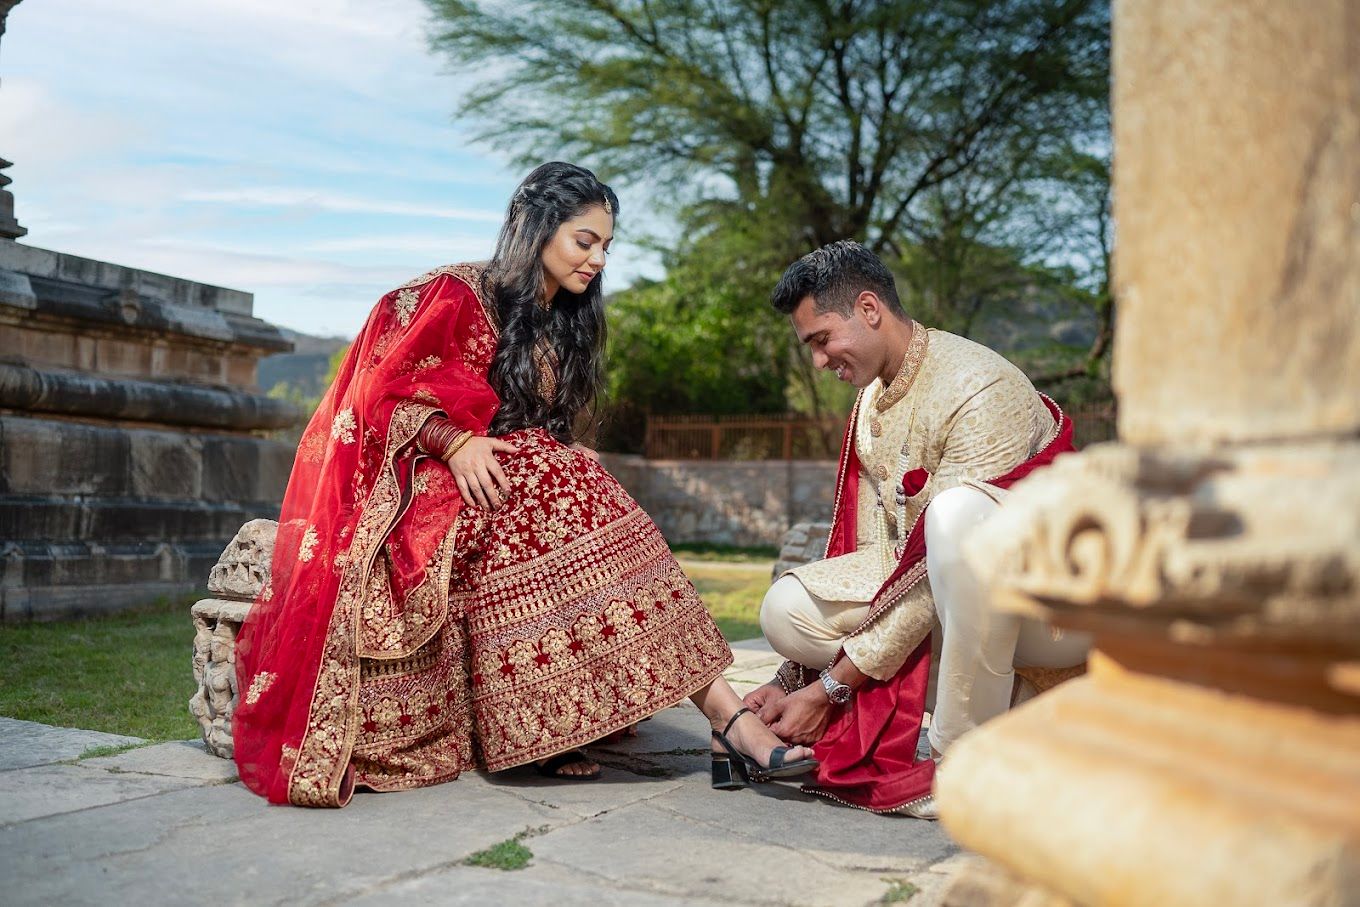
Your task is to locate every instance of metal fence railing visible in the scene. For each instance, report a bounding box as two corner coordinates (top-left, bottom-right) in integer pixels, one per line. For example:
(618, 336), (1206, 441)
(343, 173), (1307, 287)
(643, 402), (1117, 461)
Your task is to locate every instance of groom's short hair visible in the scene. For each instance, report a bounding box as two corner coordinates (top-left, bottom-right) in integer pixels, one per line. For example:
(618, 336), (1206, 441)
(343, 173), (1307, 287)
(770, 241), (905, 318)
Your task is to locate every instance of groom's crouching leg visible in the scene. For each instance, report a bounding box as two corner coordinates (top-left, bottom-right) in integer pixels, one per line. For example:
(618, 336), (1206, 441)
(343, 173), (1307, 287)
(924, 485), (1015, 755)
(759, 575), (847, 669)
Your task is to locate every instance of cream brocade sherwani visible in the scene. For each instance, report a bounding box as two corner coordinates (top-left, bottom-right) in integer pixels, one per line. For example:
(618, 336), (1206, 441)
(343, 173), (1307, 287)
(787, 325), (1057, 681)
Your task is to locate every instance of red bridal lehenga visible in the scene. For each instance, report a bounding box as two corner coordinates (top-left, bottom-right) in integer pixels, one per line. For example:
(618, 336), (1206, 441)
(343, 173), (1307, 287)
(233, 264), (732, 806)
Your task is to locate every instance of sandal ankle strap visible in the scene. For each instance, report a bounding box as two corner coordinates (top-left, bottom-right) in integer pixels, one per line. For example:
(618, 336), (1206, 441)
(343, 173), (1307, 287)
(722, 706), (753, 738)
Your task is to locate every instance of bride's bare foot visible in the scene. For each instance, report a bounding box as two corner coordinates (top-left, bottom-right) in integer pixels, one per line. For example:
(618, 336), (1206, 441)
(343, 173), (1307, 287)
(714, 708), (815, 769)
(535, 750), (601, 780)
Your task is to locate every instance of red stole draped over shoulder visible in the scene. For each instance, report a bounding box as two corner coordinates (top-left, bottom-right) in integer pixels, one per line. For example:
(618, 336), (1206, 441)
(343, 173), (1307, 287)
(805, 394), (1075, 813)
(233, 264), (500, 806)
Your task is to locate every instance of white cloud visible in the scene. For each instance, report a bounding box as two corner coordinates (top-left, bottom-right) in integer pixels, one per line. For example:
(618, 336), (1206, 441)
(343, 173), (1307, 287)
(0, 0), (672, 338)
(180, 188), (503, 223)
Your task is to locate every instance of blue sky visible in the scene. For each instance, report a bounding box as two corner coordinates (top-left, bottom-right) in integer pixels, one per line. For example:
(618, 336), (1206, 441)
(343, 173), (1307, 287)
(1, 0), (659, 338)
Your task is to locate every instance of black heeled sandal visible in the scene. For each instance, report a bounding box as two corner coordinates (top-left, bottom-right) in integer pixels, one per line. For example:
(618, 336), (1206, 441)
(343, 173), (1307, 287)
(710, 706), (819, 789)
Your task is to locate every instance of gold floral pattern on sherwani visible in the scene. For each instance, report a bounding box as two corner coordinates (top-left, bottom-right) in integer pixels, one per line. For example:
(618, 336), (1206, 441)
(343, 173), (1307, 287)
(789, 328), (1058, 680)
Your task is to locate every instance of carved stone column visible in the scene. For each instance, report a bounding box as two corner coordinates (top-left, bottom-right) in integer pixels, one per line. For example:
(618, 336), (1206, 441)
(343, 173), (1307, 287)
(0, 1), (27, 240)
(190, 520), (274, 758)
(936, 2), (1360, 905)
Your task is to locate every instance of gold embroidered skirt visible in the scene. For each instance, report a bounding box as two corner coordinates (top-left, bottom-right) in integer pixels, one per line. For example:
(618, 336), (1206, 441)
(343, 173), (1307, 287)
(352, 428), (732, 790)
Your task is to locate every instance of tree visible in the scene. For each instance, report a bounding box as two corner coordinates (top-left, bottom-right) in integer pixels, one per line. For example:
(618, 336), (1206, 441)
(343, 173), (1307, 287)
(426, 0), (1113, 430)
(426, 0), (1107, 254)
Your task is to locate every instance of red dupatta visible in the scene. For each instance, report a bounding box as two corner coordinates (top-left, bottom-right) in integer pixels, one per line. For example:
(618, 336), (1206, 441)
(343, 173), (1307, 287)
(234, 264), (500, 806)
(805, 394), (1075, 813)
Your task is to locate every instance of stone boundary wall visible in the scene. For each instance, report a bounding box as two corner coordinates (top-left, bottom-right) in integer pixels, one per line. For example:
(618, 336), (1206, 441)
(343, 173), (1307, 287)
(599, 454), (838, 548)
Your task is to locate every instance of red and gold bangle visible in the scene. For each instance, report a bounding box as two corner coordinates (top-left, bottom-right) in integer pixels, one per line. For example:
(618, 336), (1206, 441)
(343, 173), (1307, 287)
(416, 417), (474, 462)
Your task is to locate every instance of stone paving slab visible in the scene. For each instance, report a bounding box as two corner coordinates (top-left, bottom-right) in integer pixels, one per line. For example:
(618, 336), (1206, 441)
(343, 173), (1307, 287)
(648, 781), (958, 873)
(344, 862), (732, 907)
(0, 763), (202, 825)
(0, 716), (144, 770)
(3, 639), (967, 906)
(529, 801), (898, 906)
(80, 739), (240, 783)
(0, 773), (561, 907)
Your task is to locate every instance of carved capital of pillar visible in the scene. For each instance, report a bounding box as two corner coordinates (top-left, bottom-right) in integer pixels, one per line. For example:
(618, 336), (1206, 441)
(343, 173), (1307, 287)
(937, 442), (1360, 906)
(966, 442), (1360, 665)
(0, 2), (26, 240)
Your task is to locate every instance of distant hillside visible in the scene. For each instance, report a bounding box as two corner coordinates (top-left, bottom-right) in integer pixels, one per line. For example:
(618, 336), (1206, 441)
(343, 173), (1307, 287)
(258, 329), (350, 398)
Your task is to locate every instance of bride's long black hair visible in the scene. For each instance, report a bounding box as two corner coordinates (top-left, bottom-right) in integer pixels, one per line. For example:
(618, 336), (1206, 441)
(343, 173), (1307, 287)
(482, 162), (618, 443)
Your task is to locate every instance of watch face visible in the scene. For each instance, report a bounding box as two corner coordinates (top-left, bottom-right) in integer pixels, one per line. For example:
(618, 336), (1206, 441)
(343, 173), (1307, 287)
(831, 686), (852, 705)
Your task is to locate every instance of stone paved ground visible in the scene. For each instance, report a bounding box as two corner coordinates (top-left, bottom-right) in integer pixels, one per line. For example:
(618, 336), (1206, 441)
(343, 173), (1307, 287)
(0, 641), (974, 906)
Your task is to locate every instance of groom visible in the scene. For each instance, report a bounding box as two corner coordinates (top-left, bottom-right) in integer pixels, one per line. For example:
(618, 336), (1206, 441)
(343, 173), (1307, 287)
(745, 241), (1087, 817)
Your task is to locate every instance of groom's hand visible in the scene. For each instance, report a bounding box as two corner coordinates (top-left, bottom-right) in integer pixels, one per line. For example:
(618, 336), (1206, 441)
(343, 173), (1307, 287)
(765, 685), (832, 745)
(742, 682), (787, 720)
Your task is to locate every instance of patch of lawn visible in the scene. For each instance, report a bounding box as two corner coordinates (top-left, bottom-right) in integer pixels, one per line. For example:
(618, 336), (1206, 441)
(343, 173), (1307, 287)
(0, 597), (200, 741)
(0, 552), (775, 742)
(669, 541), (779, 563)
(679, 559), (772, 642)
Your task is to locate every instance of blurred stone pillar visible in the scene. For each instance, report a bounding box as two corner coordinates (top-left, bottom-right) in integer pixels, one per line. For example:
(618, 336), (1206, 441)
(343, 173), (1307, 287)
(936, 1), (1359, 905)
(0, 0), (27, 240)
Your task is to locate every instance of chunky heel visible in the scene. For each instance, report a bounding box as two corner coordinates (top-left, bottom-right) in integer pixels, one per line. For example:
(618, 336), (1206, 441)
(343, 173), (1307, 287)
(711, 707), (819, 785)
(711, 749), (747, 791)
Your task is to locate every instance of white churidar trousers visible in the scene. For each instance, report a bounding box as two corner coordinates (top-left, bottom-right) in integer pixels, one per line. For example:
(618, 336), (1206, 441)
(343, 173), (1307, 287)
(759, 485), (1090, 754)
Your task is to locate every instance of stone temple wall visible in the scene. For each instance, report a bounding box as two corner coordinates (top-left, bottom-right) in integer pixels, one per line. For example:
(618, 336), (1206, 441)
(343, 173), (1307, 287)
(0, 239), (301, 620)
(599, 453), (837, 548)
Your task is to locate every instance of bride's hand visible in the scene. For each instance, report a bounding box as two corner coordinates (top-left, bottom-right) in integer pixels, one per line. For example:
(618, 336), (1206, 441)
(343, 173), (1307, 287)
(447, 436), (517, 511)
(570, 442), (600, 462)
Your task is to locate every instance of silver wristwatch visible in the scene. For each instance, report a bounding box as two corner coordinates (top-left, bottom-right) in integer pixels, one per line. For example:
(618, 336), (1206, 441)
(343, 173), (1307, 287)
(819, 670), (853, 705)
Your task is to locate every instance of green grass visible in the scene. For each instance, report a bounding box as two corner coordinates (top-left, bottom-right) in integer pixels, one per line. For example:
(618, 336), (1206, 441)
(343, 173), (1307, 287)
(464, 826), (550, 870)
(669, 541), (780, 563)
(880, 878), (920, 903)
(77, 741), (151, 761)
(0, 597), (199, 741)
(0, 554), (771, 741)
(681, 558), (771, 642)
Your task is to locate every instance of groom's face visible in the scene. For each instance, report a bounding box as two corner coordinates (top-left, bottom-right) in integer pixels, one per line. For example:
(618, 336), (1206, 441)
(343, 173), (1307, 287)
(790, 294), (881, 389)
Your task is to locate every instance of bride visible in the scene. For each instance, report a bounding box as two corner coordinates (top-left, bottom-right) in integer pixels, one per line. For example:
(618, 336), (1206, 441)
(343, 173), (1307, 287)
(232, 162), (817, 805)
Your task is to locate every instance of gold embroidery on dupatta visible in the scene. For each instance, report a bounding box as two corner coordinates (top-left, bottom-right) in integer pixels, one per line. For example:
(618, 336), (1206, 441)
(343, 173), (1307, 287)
(244, 671), (277, 705)
(393, 288), (419, 327)
(286, 400), (436, 807)
(330, 408), (357, 445)
(297, 526), (319, 563)
(298, 428), (327, 464)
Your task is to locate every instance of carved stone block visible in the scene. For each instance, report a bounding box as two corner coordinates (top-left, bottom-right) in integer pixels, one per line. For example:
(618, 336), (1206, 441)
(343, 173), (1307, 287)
(190, 520), (275, 758)
(207, 518), (277, 600)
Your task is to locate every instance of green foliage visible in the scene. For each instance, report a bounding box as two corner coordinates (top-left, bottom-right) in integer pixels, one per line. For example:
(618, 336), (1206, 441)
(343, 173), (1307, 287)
(880, 878), (920, 903)
(464, 836), (533, 871)
(428, 0), (1114, 424)
(266, 344), (349, 447)
(0, 595), (201, 741)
